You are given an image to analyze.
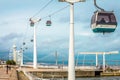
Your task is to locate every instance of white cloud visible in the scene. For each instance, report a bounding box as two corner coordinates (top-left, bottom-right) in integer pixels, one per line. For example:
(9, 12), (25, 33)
(0, 0), (120, 57)
(76, 31), (94, 37)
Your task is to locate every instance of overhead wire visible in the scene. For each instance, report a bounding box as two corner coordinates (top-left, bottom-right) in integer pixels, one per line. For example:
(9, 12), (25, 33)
(23, 55), (33, 61)
(41, 5), (69, 20)
(22, 24), (29, 43)
(21, 5), (69, 50)
(20, 3), (69, 62)
(31, 0), (54, 18)
(8, 1), (69, 61)
(19, 20), (35, 53)
(19, 23), (30, 50)
(29, 5), (70, 46)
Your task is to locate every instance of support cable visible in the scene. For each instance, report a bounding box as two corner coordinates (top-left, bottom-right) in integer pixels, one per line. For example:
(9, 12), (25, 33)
(32, 0), (54, 18)
(94, 0), (104, 11)
(41, 5), (69, 20)
(20, 23), (30, 50)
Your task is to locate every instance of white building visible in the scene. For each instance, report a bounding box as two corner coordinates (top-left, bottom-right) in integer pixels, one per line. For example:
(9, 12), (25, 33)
(12, 44), (22, 65)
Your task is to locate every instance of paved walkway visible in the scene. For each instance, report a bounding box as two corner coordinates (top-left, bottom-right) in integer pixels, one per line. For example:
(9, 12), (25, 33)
(0, 66), (18, 80)
(0, 67), (11, 80)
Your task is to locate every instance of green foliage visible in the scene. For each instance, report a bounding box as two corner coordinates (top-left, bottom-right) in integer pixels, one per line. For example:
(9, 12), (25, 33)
(6, 60), (16, 65)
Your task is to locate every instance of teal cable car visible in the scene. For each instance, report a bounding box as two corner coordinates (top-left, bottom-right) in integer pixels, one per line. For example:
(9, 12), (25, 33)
(25, 47), (28, 50)
(91, 11), (117, 33)
(31, 39), (33, 42)
(91, 0), (117, 33)
(46, 20), (52, 26)
(46, 16), (52, 26)
(23, 42), (25, 45)
(29, 18), (34, 27)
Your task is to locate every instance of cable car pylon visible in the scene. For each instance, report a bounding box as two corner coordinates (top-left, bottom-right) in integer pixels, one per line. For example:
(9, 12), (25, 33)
(59, 0), (85, 80)
(29, 18), (41, 69)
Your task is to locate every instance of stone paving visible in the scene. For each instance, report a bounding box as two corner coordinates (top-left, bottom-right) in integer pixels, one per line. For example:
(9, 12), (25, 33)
(0, 67), (11, 80)
(0, 66), (18, 80)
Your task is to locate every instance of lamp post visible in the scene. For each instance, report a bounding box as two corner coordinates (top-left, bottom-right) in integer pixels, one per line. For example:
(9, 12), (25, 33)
(30, 18), (41, 69)
(103, 52), (105, 71)
(13, 44), (17, 63)
(96, 53), (98, 66)
(58, 0), (85, 80)
(55, 51), (58, 65)
(20, 49), (23, 66)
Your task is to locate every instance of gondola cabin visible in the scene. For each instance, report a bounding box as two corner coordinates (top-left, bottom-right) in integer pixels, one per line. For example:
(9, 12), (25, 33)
(23, 42), (26, 45)
(31, 39), (33, 42)
(46, 20), (52, 26)
(91, 11), (117, 33)
(25, 47), (28, 50)
(30, 22), (34, 27)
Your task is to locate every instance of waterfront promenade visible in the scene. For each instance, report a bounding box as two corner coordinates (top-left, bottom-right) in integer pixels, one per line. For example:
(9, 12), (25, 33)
(1, 65), (120, 80)
(0, 66), (18, 80)
(0, 68), (10, 80)
(18, 65), (120, 79)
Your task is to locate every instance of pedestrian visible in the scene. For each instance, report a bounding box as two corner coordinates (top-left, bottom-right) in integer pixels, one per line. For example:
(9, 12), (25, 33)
(6, 65), (8, 74)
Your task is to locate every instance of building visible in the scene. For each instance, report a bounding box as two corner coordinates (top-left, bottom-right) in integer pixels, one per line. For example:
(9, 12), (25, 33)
(12, 44), (22, 65)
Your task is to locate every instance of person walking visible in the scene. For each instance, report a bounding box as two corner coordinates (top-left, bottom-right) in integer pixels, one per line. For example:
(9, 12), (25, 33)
(6, 65), (9, 74)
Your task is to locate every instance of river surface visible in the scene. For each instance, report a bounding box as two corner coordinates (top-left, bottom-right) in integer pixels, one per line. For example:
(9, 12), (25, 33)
(66, 77), (120, 80)
(41, 77), (120, 80)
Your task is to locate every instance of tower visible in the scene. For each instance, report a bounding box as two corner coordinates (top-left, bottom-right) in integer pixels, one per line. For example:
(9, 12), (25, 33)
(13, 44), (17, 62)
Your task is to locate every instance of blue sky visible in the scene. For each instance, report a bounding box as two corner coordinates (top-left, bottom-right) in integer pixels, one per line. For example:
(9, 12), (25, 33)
(0, 0), (120, 60)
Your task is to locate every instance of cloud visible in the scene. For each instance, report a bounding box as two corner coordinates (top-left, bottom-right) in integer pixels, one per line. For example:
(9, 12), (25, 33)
(0, 33), (22, 42)
(0, 0), (120, 60)
(76, 31), (94, 37)
(0, 21), (9, 26)
(58, 15), (90, 24)
(0, 33), (23, 52)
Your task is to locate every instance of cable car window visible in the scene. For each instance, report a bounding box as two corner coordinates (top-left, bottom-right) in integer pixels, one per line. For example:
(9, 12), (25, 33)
(46, 20), (52, 26)
(110, 15), (116, 22)
(97, 14), (110, 23)
(91, 15), (96, 24)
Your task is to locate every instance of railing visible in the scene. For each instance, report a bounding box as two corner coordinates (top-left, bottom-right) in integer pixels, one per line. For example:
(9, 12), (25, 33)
(76, 60), (120, 66)
(23, 70), (65, 80)
(9, 69), (19, 80)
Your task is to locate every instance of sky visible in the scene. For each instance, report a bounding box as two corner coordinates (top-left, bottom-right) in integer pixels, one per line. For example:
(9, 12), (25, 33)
(0, 0), (120, 61)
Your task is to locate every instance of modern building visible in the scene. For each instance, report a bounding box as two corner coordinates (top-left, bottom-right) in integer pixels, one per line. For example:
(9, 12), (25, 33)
(12, 44), (22, 65)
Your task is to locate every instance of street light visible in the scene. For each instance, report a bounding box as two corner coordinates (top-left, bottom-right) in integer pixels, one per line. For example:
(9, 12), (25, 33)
(58, 0), (85, 80)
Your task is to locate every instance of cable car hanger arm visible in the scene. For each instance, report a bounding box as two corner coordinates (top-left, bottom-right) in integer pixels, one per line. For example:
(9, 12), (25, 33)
(94, 0), (104, 11)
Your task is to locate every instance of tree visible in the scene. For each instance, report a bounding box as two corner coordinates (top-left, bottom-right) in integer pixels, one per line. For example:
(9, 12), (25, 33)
(6, 60), (16, 65)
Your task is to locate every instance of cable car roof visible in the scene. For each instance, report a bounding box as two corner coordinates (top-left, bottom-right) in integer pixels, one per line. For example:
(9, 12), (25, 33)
(94, 10), (114, 14)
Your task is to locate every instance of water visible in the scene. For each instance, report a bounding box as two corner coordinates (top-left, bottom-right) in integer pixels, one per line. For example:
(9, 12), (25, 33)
(76, 77), (120, 80)
(54, 77), (120, 80)
(24, 53), (120, 80)
(35, 77), (120, 80)
(23, 53), (120, 66)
